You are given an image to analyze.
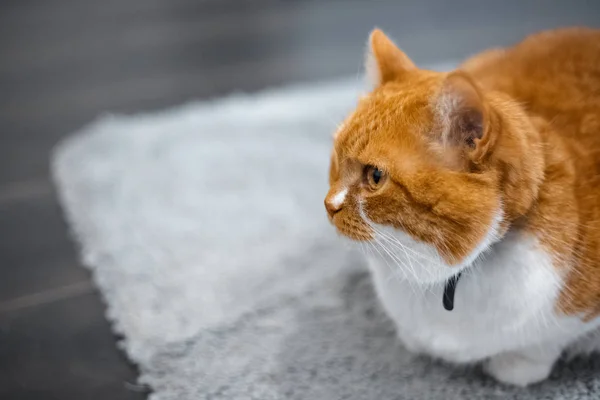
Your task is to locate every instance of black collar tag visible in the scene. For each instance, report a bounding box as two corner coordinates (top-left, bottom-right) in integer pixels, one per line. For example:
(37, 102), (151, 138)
(443, 273), (462, 311)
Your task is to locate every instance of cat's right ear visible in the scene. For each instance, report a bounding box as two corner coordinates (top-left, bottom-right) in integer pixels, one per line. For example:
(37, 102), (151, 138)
(435, 71), (497, 165)
(365, 29), (416, 87)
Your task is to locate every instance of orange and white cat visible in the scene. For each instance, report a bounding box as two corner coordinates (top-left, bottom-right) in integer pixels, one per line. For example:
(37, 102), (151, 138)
(325, 27), (600, 386)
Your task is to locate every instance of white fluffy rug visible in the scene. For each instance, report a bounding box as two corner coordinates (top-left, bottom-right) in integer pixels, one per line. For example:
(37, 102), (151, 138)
(52, 63), (600, 399)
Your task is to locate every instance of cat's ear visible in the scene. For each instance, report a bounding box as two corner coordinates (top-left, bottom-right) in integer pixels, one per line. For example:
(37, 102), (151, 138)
(435, 71), (494, 163)
(365, 29), (416, 87)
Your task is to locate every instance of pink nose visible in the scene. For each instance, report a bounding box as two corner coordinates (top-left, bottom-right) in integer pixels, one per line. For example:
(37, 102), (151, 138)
(324, 196), (342, 218)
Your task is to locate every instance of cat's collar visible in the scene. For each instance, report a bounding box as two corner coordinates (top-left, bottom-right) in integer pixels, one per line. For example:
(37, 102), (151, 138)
(443, 273), (462, 311)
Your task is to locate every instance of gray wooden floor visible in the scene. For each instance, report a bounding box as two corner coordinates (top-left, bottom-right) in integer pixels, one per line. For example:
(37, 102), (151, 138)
(1, 1), (599, 398)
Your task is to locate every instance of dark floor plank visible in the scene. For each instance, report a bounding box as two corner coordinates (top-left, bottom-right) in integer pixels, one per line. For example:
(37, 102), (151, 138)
(2, 2), (600, 184)
(0, 292), (146, 400)
(3, 0), (600, 87)
(0, 188), (89, 302)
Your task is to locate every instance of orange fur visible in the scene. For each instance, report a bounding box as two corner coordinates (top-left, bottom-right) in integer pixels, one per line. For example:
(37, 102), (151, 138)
(325, 27), (600, 317)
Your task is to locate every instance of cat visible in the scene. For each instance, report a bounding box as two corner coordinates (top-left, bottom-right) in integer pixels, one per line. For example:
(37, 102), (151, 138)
(324, 27), (600, 386)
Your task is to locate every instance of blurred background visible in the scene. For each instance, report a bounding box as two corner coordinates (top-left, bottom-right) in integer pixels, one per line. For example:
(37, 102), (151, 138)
(0, 1), (599, 399)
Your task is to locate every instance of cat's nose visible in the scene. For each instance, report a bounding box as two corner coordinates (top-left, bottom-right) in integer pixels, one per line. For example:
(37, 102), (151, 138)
(324, 188), (347, 218)
(325, 198), (341, 218)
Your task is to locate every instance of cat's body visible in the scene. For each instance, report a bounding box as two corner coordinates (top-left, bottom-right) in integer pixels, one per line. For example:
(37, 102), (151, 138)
(368, 232), (599, 386)
(463, 28), (600, 318)
(325, 28), (600, 386)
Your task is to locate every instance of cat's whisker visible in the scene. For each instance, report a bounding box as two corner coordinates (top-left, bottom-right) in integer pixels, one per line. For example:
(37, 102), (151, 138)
(374, 239), (420, 295)
(380, 237), (443, 296)
(375, 238), (416, 280)
(369, 223), (445, 267)
(373, 239), (410, 281)
(369, 239), (406, 285)
(374, 236), (442, 296)
(364, 221), (451, 285)
(377, 235), (436, 282)
(373, 230), (426, 267)
(367, 223), (432, 272)
(381, 233), (419, 276)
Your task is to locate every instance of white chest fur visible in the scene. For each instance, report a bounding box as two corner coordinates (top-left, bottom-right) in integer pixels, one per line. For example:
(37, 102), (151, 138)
(366, 231), (598, 366)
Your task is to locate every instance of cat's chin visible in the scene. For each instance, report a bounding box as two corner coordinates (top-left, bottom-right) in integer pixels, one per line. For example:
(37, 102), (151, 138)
(339, 220), (501, 286)
(365, 251), (468, 286)
(363, 213), (504, 286)
(335, 222), (497, 285)
(340, 230), (468, 285)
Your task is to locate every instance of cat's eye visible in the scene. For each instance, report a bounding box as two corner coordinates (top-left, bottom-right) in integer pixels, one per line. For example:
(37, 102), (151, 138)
(365, 166), (386, 190)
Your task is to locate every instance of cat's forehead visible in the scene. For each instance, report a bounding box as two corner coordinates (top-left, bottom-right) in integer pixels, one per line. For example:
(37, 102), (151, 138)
(333, 89), (433, 161)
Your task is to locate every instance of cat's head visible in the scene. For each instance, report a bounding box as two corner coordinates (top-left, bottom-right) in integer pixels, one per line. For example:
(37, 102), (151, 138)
(325, 29), (543, 284)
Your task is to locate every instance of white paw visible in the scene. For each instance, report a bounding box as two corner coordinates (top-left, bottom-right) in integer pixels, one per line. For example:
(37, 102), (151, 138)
(484, 352), (554, 387)
(565, 330), (600, 360)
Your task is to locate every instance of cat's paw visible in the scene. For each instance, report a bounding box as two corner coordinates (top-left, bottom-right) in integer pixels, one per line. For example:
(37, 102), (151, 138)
(483, 352), (554, 387)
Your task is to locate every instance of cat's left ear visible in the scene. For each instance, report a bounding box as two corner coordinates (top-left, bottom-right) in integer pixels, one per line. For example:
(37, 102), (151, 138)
(435, 71), (495, 163)
(365, 28), (416, 87)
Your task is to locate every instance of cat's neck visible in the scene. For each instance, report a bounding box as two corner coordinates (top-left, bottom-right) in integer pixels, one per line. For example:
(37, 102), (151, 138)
(485, 94), (548, 227)
(491, 95), (581, 272)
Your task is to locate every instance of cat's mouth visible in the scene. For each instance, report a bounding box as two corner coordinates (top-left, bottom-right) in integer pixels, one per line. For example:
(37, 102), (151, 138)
(331, 214), (373, 241)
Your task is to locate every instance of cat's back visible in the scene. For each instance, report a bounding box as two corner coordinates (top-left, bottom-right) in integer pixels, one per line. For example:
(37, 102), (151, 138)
(462, 27), (600, 132)
(464, 28), (600, 318)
